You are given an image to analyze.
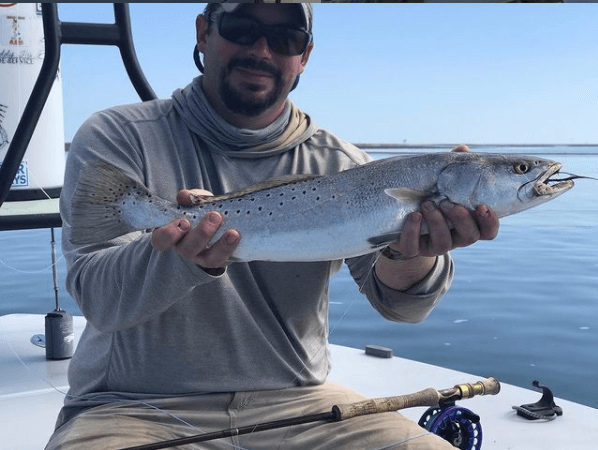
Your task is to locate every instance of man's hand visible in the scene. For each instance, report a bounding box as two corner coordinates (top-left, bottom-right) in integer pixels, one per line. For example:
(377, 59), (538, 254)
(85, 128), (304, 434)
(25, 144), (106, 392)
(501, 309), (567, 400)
(151, 189), (240, 270)
(375, 144), (499, 291)
(390, 201), (499, 259)
(395, 144), (498, 257)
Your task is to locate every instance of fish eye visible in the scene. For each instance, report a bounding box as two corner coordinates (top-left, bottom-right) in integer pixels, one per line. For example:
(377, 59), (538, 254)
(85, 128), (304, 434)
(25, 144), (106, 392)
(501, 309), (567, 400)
(513, 161), (530, 174)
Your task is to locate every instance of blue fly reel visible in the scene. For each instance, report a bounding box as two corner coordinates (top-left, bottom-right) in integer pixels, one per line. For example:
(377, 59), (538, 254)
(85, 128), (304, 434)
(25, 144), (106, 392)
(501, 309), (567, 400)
(418, 405), (482, 450)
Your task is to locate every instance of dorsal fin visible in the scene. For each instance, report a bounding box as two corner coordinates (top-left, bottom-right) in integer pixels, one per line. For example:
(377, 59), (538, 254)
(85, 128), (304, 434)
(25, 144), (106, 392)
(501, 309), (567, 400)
(195, 174), (321, 205)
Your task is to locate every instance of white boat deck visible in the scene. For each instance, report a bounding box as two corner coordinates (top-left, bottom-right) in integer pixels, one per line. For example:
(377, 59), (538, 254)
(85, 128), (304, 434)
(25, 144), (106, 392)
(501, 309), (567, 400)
(1, 313), (597, 450)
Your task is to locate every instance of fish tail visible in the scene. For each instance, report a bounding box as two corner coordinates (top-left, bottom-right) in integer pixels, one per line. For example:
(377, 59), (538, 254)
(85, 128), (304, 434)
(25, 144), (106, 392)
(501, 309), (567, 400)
(69, 163), (150, 244)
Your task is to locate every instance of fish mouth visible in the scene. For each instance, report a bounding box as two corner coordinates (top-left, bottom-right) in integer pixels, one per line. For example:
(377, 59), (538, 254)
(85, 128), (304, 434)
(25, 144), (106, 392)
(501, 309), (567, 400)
(533, 163), (575, 196)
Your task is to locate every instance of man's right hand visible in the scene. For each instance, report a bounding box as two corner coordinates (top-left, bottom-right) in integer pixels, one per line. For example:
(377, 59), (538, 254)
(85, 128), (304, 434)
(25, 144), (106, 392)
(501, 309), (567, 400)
(151, 189), (240, 270)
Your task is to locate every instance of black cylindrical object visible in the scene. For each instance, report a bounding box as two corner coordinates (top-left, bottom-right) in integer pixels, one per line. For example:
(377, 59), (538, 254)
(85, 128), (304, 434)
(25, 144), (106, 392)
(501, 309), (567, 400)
(45, 308), (74, 360)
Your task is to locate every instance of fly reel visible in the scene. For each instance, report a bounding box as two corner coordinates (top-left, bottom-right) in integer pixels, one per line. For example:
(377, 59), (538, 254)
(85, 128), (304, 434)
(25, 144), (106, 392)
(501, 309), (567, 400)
(418, 405), (483, 450)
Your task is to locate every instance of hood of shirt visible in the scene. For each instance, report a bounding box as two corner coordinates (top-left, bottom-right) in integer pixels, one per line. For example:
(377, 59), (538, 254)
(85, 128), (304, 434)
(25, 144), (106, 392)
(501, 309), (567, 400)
(172, 76), (319, 159)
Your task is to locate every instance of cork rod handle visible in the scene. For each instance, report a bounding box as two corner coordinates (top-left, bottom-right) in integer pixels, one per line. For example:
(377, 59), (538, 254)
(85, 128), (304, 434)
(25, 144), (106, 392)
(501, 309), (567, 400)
(332, 378), (500, 421)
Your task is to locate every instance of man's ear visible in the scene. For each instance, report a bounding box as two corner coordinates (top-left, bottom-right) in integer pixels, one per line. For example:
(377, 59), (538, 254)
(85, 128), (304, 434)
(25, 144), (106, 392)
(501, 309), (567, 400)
(196, 14), (209, 53)
(299, 43), (314, 74)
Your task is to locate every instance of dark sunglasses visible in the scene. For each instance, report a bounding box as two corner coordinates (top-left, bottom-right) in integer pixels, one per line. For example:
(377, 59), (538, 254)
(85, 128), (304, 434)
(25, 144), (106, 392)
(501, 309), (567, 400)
(216, 13), (312, 57)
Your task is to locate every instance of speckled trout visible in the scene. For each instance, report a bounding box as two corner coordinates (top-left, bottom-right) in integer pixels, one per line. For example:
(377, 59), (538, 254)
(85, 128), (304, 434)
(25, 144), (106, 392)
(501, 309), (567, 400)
(70, 152), (581, 261)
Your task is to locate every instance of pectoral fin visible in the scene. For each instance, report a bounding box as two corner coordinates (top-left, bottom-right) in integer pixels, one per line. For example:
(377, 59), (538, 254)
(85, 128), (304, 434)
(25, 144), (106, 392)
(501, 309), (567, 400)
(384, 188), (428, 205)
(367, 232), (401, 248)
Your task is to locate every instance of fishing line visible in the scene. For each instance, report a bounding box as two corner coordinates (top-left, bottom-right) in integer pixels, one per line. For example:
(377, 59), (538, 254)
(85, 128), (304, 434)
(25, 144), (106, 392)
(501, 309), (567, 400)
(0, 253), (65, 275)
(26, 165), (56, 202)
(288, 254), (377, 387)
(3, 327), (256, 450)
(547, 172), (597, 183)
(3, 316), (254, 449)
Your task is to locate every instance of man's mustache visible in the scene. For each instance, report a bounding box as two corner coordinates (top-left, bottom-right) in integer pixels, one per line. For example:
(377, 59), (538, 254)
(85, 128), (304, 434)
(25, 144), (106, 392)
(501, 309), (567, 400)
(228, 58), (281, 79)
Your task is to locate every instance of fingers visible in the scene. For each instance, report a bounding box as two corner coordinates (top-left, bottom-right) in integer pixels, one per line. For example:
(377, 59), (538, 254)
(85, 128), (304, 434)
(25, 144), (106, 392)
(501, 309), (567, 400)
(439, 200), (480, 248)
(392, 212), (423, 258)
(151, 211), (240, 269)
(414, 200), (499, 256)
(151, 219), (192, 252)
(175, 212), (240, 268)
(420, 201), (454, 255)
(474, 204), (500, 240)
(452, 145), (470, 153)
(153, 188), (239, 269)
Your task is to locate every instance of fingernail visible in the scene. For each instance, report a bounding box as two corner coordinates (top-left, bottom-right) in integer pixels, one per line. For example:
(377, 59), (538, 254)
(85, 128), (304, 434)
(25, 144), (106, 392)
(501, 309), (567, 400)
(477, 204), (490, 216)
(178, 220), (190, 231)
(409, 212), (422, 224)
(208, 212), (222, 225)
(421, 201), (436, 212)
(226, 231), (239, 245)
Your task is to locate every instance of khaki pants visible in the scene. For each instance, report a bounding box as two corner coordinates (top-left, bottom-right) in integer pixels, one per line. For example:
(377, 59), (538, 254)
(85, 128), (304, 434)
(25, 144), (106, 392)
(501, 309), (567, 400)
(46, 383), (453, 450)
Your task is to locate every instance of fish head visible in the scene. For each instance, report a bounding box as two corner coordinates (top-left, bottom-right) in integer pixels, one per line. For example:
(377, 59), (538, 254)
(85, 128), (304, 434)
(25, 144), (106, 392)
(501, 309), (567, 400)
(437, 153), (574, 218)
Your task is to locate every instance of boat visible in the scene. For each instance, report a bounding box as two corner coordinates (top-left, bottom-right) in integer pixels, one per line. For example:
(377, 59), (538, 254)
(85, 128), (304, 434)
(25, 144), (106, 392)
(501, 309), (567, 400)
(1, 3), (597, 450)
(3, 313), (598, 450)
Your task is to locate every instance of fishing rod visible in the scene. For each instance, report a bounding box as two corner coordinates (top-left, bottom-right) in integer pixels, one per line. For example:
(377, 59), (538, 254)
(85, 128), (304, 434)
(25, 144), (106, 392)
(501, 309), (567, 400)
(119, 377), (500, 450)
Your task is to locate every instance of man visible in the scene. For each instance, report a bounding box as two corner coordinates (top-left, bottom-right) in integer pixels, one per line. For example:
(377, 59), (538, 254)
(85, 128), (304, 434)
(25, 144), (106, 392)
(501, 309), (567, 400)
(48, 3), (498, 449)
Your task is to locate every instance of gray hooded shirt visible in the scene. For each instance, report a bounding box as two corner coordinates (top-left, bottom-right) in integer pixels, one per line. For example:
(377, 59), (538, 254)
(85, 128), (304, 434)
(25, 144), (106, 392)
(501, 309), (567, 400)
(59, 77), (453, 410)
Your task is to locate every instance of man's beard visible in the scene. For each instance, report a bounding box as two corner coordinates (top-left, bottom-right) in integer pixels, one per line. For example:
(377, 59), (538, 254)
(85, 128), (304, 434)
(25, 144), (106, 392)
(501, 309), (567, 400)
(219, 57), (286, 117)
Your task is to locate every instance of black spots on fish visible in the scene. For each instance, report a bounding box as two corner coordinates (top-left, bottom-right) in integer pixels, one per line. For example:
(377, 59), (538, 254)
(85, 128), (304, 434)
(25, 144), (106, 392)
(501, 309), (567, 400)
(181, 211), (198, 220)
(209, 181), (338, 219)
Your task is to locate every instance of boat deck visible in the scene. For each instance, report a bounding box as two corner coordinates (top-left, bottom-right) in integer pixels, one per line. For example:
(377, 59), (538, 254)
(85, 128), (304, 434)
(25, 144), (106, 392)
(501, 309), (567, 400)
(2, 314), (597, 449)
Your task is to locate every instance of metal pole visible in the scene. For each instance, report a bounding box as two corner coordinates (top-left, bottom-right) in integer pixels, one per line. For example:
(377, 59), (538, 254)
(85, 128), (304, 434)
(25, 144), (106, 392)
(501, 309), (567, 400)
(51, 228), (59, 310)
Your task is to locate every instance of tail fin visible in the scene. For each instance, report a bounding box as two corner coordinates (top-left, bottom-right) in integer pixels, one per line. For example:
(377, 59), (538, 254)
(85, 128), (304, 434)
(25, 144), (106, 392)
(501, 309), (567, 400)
(69, 163), (150, 244)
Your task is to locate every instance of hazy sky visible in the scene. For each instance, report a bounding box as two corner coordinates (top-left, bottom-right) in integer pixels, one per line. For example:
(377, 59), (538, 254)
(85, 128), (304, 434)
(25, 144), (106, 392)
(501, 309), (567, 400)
(56, 2), (598, 145)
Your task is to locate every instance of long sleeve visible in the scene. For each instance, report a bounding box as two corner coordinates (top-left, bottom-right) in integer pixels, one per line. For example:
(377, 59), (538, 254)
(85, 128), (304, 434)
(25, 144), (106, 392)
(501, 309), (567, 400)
(59, 88), (455, 401)
(346, 252), (454, 324)
(60, 107), (222, 333)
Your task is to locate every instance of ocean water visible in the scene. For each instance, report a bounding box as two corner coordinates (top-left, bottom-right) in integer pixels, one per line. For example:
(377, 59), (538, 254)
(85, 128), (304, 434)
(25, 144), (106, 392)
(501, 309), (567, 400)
(1, 146), (597, 409)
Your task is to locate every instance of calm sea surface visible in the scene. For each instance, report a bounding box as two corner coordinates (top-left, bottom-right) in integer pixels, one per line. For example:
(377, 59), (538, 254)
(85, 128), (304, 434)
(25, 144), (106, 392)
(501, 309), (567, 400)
(1, 145), (597, 408)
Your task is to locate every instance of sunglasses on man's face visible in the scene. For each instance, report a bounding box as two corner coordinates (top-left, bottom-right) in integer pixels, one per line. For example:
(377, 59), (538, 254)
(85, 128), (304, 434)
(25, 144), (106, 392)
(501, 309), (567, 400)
(216, 13), (312, 57)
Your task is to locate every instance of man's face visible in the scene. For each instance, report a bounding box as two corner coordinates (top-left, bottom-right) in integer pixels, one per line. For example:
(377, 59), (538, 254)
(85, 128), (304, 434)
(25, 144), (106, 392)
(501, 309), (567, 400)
(197, 4), (312, 119)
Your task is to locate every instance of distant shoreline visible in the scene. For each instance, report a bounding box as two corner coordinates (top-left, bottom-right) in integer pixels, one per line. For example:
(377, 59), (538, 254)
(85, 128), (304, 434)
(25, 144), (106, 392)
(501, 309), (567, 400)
(64, 143), (598, 152)
(354, 143), (598, 149)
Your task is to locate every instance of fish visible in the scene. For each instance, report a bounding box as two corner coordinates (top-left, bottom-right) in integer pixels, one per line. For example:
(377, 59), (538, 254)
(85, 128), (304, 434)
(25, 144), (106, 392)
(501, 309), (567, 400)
(69, 152), (582, 261)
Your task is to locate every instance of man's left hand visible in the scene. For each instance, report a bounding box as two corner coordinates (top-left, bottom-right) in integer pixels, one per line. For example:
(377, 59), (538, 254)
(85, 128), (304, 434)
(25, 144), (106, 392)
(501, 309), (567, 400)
(389, 144), (499, 258)
(391, 200), (499, 259)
